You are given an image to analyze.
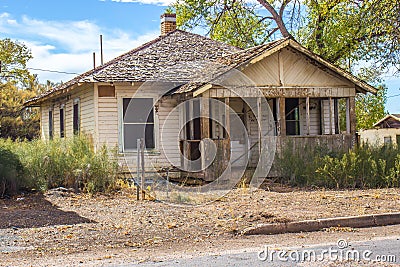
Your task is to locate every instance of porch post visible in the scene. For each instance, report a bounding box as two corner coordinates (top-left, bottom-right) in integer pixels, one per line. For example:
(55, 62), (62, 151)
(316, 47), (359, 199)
(349, 96), (356, 135)
(189, 101), (194, 140)
(329, 97), (334, 135)
(224, 98), (230, 137)
(200, 96), (210, 178)
(257, 97), (262, 155)
(306, 97), (310, 135)
(278, 97), (286, 136)
(346, 97), (351, 134)
(224, 97), (231, 180)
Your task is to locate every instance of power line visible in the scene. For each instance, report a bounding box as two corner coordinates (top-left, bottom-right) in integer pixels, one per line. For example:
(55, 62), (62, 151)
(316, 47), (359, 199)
(387, 93), (400, 98)
(27, 67), (79, 75)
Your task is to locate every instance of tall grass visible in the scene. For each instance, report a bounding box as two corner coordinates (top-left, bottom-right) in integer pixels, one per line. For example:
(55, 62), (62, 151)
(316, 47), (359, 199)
(0, 136), (119, 195)
(276, 143), (400, 189)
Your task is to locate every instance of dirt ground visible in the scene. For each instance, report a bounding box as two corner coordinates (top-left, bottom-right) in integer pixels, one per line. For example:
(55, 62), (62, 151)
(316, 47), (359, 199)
(1, 185), (400, 266)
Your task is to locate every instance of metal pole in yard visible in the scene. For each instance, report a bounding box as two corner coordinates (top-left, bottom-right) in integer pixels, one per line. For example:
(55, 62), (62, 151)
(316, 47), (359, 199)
(166, 168), (170, 200)
(141, 138), (145, 200)
(136, 139), (140, 201)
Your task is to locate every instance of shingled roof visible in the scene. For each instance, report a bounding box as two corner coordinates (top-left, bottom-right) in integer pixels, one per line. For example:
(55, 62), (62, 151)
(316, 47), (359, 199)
(26, 29), (241, 105)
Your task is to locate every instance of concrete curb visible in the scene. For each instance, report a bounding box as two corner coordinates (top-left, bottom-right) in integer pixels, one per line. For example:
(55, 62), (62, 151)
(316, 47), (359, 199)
(242, 212), (400, 235)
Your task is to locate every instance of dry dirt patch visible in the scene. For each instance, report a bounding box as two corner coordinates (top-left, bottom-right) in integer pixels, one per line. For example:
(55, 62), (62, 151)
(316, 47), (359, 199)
(0, 187), (400, 266)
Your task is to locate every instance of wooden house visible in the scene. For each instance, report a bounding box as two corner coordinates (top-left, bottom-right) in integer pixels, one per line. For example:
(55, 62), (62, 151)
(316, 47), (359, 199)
(25, 13), (378, 180)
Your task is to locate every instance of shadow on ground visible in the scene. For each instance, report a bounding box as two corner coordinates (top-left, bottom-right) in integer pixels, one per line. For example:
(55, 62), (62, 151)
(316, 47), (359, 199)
(0, 193), (95, 229)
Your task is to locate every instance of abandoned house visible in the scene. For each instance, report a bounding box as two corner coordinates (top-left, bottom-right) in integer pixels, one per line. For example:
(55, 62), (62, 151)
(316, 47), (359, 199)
(25, 13), (378, 180)
(359, 114), (400, 147)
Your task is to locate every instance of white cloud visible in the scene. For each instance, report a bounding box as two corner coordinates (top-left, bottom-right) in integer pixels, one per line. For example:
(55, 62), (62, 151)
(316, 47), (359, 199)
(0, 12), (159, 82)
(110, 0), (174, 6)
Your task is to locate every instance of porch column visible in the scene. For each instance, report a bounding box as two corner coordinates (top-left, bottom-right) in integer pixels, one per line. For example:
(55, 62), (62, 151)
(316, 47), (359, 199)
(278, 97), (286, 136)
(306, 97), (310, 135)
(224, 97), (231, 180)
(200, 97), (210, 177)
(224, 98), (230, 137)
(348, 96), (356, 135)
(257, 97), (262, 155)
(329, 97), (334, 135)
(189, 101), (194, 140)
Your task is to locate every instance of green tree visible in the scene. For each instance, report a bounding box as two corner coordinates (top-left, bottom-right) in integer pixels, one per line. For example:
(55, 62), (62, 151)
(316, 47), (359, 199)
(0, 38), (41, 140)
(0, 38), (33, 84)
(171, 0), (396, 129)
(172, 0), (400, 73)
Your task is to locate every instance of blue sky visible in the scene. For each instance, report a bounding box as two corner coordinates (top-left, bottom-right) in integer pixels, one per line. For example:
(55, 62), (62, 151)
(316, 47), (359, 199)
(0, 0), (399, 113)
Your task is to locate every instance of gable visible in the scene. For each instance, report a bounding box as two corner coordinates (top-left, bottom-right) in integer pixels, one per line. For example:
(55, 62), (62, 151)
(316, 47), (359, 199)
(241, 47), (354, 88)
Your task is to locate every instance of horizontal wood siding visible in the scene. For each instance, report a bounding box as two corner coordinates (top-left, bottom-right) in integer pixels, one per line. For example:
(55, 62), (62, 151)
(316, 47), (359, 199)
(39, 84), (95, 140)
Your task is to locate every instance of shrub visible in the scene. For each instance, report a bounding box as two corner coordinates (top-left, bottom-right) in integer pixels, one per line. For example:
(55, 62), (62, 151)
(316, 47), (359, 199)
(0, 146), (24, 196)
(276, 142), (400, 189)
(0, 135), (119, 194)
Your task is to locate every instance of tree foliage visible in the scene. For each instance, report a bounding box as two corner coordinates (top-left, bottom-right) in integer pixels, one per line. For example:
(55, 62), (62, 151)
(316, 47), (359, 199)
(0, 38), (43, 140)
(356, 85), (387, 130)
(0, 38), (33, 84)
(171, 0), (396, 128)
(172, 0), (400, 73)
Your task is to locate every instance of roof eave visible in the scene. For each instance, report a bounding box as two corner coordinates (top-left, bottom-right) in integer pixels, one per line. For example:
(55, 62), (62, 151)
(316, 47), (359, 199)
(373, 114), (400, 127)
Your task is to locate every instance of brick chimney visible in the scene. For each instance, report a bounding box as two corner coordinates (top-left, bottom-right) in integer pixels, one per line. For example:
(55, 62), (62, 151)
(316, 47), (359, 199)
(160, 13), (176, 35)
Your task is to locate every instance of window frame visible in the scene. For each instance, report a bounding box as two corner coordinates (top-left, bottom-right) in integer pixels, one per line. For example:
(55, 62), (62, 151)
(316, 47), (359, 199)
(121, 97), (156, 152)
(59, 104), (65, 138)
(73, 98), (80, 135)
(285, 98), (300, 136)
(48, 109), (54, 140)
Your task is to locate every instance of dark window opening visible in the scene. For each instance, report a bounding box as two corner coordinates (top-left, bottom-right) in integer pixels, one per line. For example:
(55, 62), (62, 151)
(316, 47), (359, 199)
(285, 98), (300, 136)
(49, 110), (53, 140)
(384, 136), (392, 146)
(73, 102), (80, 135)
(123, 98), (154, 150)
(396, 135), (400, 146)
(60, 108), (65, 138)
(183, 100), (201, 140)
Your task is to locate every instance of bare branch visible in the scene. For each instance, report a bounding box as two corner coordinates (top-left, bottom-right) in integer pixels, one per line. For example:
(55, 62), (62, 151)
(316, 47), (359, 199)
(256, 0), (293, 38)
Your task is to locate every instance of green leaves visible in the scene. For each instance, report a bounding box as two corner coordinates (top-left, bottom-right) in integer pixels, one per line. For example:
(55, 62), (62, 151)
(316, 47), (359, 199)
(0, 38), (33, 84)
(355, 85), (387, 130)
(172, 0), (274, 48)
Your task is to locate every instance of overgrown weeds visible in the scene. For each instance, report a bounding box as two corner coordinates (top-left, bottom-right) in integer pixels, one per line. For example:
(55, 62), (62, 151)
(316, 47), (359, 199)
(0, 135), (119, 195)
(276, 142), (400, 189)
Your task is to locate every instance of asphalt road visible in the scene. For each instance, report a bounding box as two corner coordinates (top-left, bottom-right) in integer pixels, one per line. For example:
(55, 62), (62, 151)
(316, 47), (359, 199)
(131, 237), (400, 266)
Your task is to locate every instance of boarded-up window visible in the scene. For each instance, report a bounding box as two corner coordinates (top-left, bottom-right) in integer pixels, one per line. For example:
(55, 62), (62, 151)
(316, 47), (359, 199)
(123, 98), (154, 150)
(285, 98), (300, 135)
(49, 110), (53, 140)
(98, 85), (115, 97)
(73, 99), (80, 135)
(60, 107), (65, 138)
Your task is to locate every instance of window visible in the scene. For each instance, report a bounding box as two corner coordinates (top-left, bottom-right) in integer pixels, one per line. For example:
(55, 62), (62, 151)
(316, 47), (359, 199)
(73, 99), (80, 135)
(384, 136), (392, 146)
(285, 98), (300, 135)
(397, 135), (400, 147)
(122, 98), (154, 150)
(60, 105), (65, 138)
(49, 110), (53, 140)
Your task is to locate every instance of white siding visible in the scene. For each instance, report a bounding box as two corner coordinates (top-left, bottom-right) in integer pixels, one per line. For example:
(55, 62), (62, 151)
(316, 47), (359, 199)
(39, 84), (95, 140)
(243, 48), (354, 88)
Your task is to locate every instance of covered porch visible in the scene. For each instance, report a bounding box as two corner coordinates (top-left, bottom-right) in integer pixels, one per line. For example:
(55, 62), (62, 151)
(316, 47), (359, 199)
(179, 87), (357, 181)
